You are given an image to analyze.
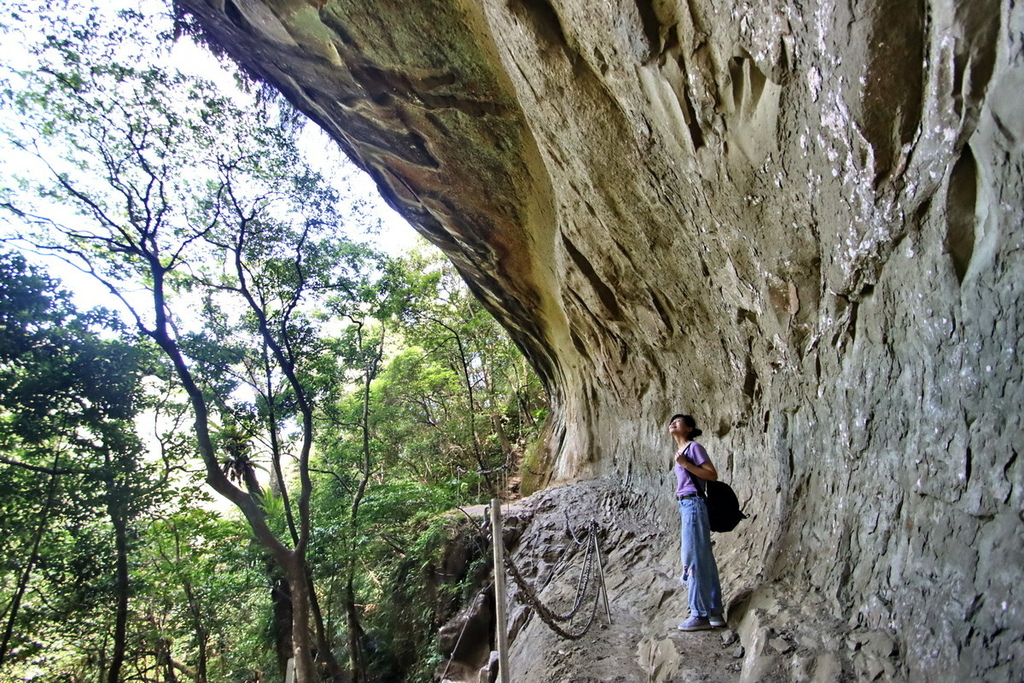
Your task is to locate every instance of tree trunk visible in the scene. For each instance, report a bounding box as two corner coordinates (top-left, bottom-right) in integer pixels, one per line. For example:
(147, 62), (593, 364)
(182, 580), (209, 683)
(195, 631), (209, 683)
(269, 567), (293, 680)
(343, 344), (380, 683)
(285, 554), (317, 683)
(105, 495), (130, 683)
(0, 459), (60, 665)
(344, 571), (366, 683)
(306, 568), (345, 681)
(155, 635), (179, 683)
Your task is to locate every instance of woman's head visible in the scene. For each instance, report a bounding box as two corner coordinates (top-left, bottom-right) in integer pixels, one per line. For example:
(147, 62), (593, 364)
(668, 413), (703, 438)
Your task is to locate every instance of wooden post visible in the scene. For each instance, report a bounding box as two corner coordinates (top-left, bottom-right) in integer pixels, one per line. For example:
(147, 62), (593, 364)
(490, 499), (511, 683)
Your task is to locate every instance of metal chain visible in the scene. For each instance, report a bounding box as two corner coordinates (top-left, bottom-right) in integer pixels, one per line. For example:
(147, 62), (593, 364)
(544, 524), (595, 620)
(502, 520), (605, 640)
(504, 535), (599, 639)
(564, 510), (589, 546)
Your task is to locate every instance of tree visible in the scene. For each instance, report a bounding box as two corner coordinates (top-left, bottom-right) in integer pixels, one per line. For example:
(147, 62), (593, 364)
(375, 248), (547, 496)
(134, 504), (273, 683)
(304, 248), (548, 681)
(0, 250), (158, 683)
(1, 8), (380, 681)
(2, 7), (553, 682)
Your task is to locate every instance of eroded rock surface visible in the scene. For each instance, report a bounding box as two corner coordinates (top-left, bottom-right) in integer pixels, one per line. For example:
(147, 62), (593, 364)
(175, 0), (1023, 679)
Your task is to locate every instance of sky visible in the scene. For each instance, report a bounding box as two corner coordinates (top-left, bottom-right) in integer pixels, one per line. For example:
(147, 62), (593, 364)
(0, 0), (424, 312)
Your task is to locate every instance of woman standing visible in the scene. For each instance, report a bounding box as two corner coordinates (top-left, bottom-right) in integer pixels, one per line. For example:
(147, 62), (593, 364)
(670, 413), (726, 630)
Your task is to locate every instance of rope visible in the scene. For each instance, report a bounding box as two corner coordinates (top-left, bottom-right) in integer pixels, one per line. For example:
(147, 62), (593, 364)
(441, 579), (495, 681)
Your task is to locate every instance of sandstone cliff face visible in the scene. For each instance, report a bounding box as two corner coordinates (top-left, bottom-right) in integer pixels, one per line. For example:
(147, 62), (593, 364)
(175, 0), (1022, 678)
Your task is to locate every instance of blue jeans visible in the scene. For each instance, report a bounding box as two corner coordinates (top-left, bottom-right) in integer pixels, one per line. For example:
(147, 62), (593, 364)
(679, 497), (723, 617)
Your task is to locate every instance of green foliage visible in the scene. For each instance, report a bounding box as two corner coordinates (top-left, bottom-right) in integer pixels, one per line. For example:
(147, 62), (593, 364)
(302, 249), (546, 681)
(0, 4), (549, 682)
(135, 504), (277, 682)
(369, 247), (548, 498)
(362, 513), (489, 683)
(0, 249), (162, 679)
(0, 4), (387, 678)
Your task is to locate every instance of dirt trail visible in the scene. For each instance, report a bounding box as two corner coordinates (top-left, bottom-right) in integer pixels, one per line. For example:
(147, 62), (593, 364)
(509, 608), (742, 682)
(498, 480), (743, 682)
(442, 480), (870, 682)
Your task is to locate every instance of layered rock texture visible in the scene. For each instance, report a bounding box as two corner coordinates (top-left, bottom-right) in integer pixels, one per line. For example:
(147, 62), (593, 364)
(175, 0), (1022, 679)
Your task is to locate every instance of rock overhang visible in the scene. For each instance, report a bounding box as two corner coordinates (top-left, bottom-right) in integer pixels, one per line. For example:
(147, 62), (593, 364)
(173, 0), (1024, 678)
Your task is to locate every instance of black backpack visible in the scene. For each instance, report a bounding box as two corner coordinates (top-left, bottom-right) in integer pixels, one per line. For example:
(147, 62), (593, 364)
(681, 443), (748, 533)
(696, 479), (748, 533)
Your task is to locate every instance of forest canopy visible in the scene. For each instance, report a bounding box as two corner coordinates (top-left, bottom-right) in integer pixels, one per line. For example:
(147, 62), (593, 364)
(0, 3), (546, 682)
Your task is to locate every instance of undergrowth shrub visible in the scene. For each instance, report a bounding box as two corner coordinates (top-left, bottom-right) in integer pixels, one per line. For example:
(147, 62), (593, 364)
(364, 511), (490, 682)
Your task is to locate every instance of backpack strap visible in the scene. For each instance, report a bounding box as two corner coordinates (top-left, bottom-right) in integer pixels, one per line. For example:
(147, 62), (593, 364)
(683, 443), (708, 497)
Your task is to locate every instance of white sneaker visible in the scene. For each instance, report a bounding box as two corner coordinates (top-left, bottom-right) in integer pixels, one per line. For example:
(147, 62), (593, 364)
(677, 616), (712, 631)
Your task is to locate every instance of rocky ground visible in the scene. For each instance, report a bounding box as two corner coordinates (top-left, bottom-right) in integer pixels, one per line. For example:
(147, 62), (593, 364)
(511, 605), (744, 683)
(500, 481), (740, 683)
(439, 479), (895, 683)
